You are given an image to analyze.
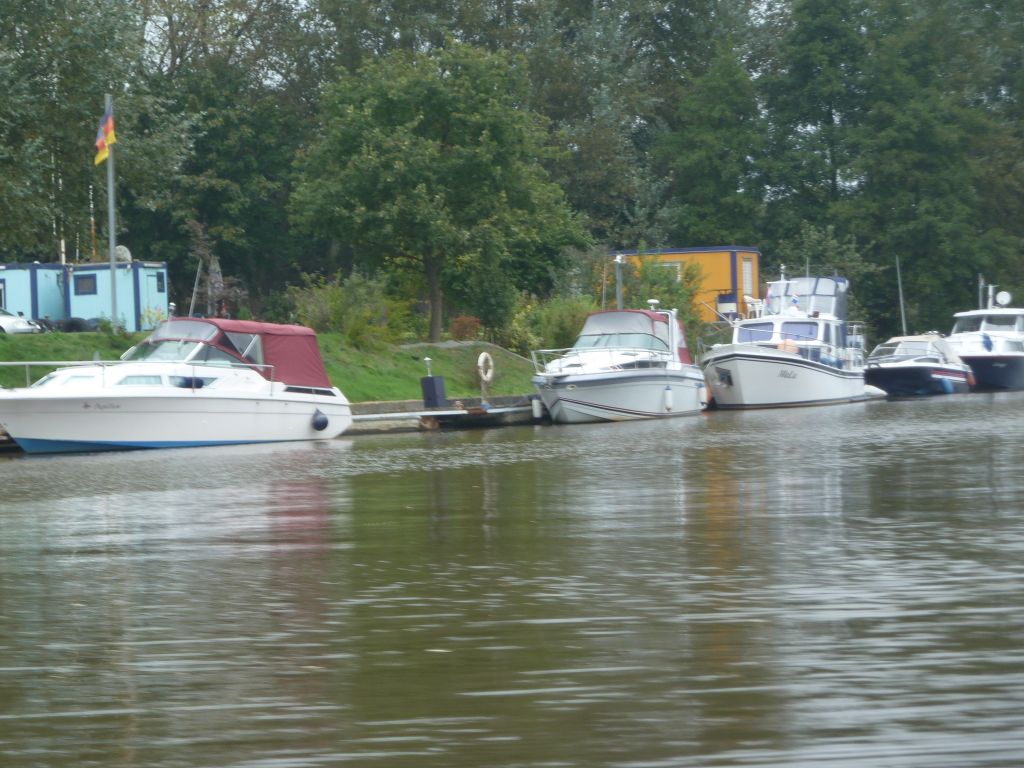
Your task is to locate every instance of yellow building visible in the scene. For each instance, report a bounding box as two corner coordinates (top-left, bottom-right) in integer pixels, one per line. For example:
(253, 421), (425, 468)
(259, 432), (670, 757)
(622, 246), (761, 323)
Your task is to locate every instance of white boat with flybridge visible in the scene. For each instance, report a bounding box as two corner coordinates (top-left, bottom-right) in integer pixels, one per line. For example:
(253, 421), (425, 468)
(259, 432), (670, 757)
(0, 317), (352, 453)
(701, 270), (872, 409)
(944, 282), (1024, 391)
(531, 300), (706, 423)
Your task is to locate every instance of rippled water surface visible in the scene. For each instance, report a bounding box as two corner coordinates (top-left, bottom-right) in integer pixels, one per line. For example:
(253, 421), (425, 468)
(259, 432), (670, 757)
(2, 393), (1024, 767)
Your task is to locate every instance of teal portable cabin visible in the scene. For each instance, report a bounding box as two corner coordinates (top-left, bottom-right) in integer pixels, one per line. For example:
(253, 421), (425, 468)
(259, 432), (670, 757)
(0, 260), (169, 332)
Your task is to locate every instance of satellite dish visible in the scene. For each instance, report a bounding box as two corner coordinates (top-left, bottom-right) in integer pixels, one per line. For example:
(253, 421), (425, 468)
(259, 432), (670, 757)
(115, 245), (132, 262)
(996, 290), (1012, 307)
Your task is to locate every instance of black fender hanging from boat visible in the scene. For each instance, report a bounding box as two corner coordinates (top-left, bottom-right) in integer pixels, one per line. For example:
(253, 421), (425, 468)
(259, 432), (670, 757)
(312, 409), (329, 431)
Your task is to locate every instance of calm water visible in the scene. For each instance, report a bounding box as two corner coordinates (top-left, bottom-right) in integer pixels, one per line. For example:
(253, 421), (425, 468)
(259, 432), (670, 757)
(2, 393), (1024, 767)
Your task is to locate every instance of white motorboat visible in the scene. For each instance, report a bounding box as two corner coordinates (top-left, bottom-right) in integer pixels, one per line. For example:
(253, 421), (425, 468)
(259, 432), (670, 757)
(531, 301), (706, 423)
(864, 334), (973, 396)
(0, 317), (352, 453)
(701, 272), (870, 409)
(944, 285), (1024, 391)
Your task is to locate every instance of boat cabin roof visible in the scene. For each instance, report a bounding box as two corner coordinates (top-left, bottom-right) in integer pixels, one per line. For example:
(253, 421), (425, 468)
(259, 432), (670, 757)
(146, 318), (332, 388)
(953, 307), (1024, 318)
(578, 309), (679, 347)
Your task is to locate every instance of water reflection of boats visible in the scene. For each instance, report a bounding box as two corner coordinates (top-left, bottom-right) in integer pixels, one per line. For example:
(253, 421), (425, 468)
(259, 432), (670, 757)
(864, 334), (973, 397)
(0, 317), (352, 453)
(530, 301), (706, 423)
(702, 272), (870, 409)
(945, 285), (1024, 391)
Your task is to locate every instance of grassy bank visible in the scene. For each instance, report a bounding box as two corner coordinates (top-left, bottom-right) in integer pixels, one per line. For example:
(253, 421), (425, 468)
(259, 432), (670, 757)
(0, 331), (538, 402)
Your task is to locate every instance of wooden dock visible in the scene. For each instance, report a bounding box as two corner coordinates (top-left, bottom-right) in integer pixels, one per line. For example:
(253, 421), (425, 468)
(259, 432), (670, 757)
(349, 394), (542, 434)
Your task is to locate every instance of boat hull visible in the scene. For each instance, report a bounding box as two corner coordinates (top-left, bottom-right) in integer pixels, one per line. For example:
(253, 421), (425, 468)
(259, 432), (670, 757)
(703, 345), (867, 409)
(0, 390), (353, 453)
(532, 369), (705, 424)
(958, 354), (1024, 391)
(864, 363), (972, 397)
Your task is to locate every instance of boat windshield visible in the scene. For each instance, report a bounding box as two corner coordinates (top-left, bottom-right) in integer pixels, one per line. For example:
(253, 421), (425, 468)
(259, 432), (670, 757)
(122, 339), (245, 366)
(952, 314), (1022, 333)
(869, 340), (937, 360)
(123, 339), (203, 362)
(572, 333), (668, 352)
(150, 320), (220, 342)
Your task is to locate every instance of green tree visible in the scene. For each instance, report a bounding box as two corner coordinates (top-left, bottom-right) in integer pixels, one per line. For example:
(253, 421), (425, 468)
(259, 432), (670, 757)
(133, 0), (333, 310)
(758, 0), (868, 249)
(290, 42), (589, 340)
(655, 39), (764, 246)
(0, 0), (157, 260)
(834, 0), (999, 335)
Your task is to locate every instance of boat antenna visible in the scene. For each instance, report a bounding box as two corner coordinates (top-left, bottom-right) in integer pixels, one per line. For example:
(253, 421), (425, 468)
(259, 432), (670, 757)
(896, 255), (907, 335)
(978, 273), (985, 309)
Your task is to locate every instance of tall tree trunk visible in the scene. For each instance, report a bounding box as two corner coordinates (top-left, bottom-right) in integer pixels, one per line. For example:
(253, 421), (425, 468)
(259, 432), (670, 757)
(426, 256), (443, 342)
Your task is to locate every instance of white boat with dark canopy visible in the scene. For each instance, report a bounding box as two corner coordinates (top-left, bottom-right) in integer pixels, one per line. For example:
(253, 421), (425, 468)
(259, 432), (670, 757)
(701, 272), (870, 409)
(531, 301), (706, 423)
(864, 333), (973, 396)
(944, 285), (1024, 391)
(0, 317), (352, 453)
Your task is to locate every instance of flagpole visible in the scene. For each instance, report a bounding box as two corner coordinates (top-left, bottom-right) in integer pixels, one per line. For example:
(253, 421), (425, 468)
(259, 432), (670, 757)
(105, 93), (118, 329)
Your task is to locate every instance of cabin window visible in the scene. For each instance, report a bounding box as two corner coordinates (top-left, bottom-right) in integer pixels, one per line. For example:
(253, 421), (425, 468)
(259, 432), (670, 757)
(193, 345), (244, 366)
(985, 315), (1017, 330)
(952, 317), (981, 333)
(169, 376), (212, 389)
(781, 322), (818, 343)
(224, 332), (263, 365)
(738, 323), (773, 342)
(74, 274), (98, 295)
(658, 261), (682, 281)
(741, 257), (754, 298)
(117, 375), (163, 386)
(157, 272), (166, 292)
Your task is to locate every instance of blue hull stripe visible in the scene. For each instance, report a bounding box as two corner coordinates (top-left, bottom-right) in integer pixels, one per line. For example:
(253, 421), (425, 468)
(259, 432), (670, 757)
(13, 437), (282, 454)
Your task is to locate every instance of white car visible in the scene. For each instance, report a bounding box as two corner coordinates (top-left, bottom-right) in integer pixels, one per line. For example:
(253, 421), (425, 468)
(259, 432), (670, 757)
(0, 307), (43, 333)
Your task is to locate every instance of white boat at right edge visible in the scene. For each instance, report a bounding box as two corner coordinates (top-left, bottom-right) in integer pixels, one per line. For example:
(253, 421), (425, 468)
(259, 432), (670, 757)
(944, 283), (1024, 391)
(701, 272), (876, 409)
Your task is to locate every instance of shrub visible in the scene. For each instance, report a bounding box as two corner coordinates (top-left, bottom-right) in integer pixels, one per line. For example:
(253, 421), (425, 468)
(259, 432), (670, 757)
(449, 315), (481, 340)
(288, 272), (396, 349)
(529, 295), (598, 349)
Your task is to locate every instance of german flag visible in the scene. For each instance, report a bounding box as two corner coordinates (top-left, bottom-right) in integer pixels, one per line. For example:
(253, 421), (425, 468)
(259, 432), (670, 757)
(94, 110), (117, 165)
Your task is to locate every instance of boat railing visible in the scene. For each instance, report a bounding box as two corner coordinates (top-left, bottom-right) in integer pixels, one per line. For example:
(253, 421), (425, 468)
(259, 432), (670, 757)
(531, 346), (670, 374)
(0, 358), (278, 390)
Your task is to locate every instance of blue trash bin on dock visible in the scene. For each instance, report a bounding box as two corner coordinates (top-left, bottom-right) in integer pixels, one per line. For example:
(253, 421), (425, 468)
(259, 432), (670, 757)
(421, 376), (447, 408)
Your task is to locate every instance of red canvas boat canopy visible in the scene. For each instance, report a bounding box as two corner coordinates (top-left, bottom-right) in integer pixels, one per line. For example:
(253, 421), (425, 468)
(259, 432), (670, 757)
(148, 318), (333, 388)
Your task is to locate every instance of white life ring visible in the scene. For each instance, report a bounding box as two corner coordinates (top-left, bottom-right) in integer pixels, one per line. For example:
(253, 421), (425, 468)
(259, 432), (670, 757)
(477, 351), (494, 383)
